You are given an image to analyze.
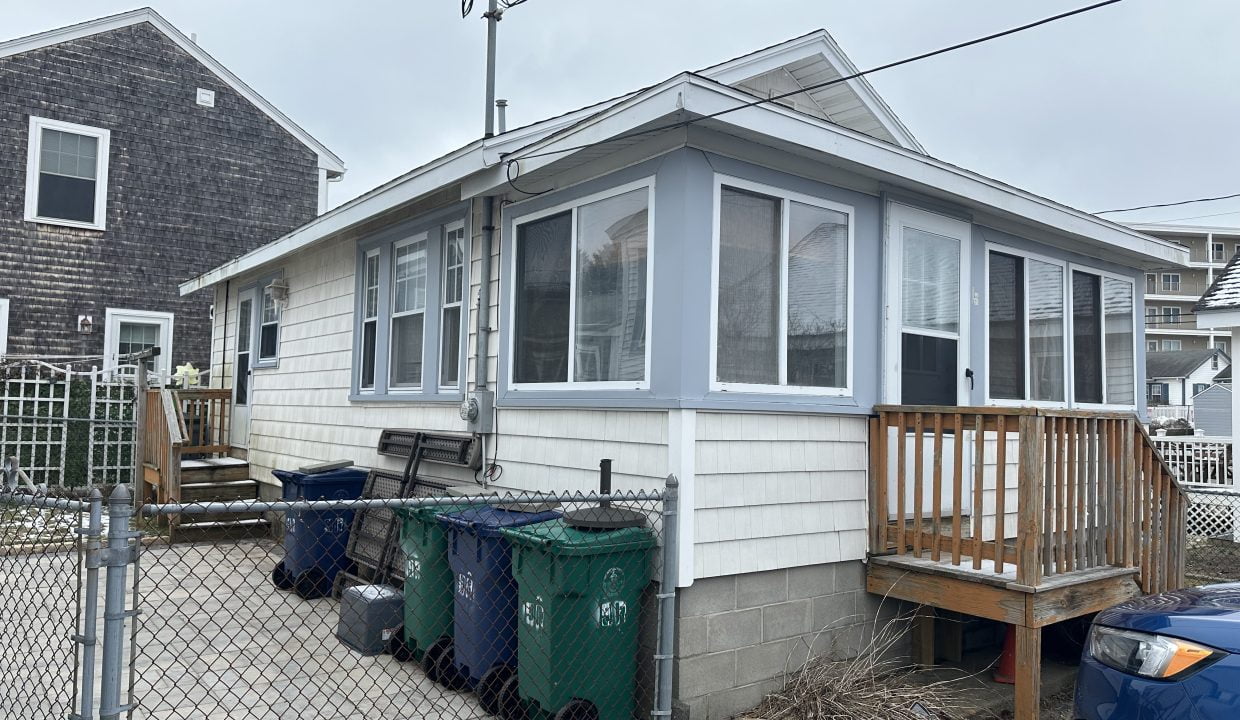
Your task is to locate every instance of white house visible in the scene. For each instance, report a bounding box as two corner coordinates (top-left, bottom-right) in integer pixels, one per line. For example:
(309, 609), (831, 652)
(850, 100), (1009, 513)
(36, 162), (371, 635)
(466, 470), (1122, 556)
(1145, 348), (1230, 409)
(181, 30), (1188, 720)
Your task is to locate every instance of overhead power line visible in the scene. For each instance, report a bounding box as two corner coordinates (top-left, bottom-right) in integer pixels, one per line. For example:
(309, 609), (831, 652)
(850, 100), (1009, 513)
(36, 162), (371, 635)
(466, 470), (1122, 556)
(1096, 192), (1240, 215)
(509, 0), (1125, 165)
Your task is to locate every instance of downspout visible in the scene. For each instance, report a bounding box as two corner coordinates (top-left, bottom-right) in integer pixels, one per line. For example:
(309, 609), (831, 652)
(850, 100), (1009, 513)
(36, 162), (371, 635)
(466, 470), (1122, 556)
(474, 0), (499, 393)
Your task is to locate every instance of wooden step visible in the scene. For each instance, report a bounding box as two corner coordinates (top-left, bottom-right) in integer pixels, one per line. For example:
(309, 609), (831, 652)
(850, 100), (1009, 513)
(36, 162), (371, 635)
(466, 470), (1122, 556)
(171, 517), (271, 542)
(180, 457), (250, 485)
(179, 479), (260, 503)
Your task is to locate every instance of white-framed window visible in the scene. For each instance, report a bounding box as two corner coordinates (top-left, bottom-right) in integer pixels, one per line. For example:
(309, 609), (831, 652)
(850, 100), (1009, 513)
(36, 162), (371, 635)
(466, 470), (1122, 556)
(509, 179), (654, 390)
(24, 116), (110, 230)
(984, 247), (1137, 408)
(0, 298), (9, 356)
(1162, 339), (1182, 351)
(359, 250), (380, 390)
(258, 286), (280, 362)
(1214, 340), (1229, 354)
(1194, 382), (1210, 397)
(708, 175), (854, 395)
(353, 215), (469, 397)
(1160, 273), (1180, 292)
(440, 222), (466, 389)
(1212, 242), (1226, 262)
(390, 234), (429, 389)
(103, 309), (174, 377)
(1161, 306), (1181, 325)
(1147, 340), (1159, 352)
(1148, 383), (1164, 404)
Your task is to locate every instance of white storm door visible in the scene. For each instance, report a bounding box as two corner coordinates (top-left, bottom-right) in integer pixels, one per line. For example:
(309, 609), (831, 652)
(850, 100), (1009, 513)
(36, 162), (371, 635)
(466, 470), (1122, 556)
(231, 289), (255, 449)
(883, 203), (973, 407)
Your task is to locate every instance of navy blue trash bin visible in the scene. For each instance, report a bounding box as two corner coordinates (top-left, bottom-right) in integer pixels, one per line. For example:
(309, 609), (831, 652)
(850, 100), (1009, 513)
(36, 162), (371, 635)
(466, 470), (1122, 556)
(271, 467), (369, 599)
(434, 506), (559, 700)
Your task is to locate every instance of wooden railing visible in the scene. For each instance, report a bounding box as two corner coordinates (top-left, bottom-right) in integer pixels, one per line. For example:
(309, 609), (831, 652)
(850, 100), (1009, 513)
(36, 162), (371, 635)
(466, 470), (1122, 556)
(175, 388), (231, 456)
(142, 389), (185, 504)
(869, 406), (1188, 594)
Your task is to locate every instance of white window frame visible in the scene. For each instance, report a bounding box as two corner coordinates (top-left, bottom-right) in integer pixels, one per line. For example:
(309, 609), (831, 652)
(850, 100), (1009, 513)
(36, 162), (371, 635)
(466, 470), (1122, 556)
(1162, 339), (1182, 351)
(1160, 273), (1180, 292)
(0, 298), (8, 356)
(103, 308), (174, 377)
(1161, 306), (1181, 324)
(1212, 242), (1226, 262)
(1147, 340), (1159, 353)
(1148, 384), (1164, 403)
(358, 248), (381, 392)
(507, 177), (656, 392)
(708, 174), (855, 397)
(439, 221), (467, 391)
(1067, 265), (1139, 411)
(24, 116), (110, 231)
(1215, 340), (1229, 354)
(257, 286), (280, 363)
(982, 244), (1070, 408)
(389, 233), (430, 391)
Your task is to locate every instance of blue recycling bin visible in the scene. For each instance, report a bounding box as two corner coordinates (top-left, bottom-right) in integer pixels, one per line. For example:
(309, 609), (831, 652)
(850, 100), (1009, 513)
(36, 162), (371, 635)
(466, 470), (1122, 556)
(435, 506), (560, 704)
(270, 467), (369, 599)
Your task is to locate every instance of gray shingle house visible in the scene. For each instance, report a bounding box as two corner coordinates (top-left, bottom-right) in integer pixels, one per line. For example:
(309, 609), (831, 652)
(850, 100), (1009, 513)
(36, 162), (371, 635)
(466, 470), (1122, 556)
(0, 8), (343, 375)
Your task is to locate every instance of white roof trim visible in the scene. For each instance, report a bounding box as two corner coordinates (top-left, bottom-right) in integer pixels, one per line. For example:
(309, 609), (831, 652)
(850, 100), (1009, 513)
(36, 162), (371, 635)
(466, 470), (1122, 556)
(0, 7), (344, 175)
(698, 30), (926, 154)
(1125, 222), (1240, 236)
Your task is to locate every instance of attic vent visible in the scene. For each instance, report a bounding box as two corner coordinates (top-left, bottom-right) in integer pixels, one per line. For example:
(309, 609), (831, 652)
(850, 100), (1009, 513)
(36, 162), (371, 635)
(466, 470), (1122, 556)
(196, 88), (215, 108)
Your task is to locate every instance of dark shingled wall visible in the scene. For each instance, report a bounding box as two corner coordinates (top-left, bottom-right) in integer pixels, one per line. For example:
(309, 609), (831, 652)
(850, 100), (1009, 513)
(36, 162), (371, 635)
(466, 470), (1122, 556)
(0, 21), (320, 369)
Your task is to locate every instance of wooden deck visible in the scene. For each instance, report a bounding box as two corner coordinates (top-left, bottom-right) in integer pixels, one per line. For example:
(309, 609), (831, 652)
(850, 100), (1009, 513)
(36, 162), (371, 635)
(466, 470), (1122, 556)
(867, 406), (1189, 720)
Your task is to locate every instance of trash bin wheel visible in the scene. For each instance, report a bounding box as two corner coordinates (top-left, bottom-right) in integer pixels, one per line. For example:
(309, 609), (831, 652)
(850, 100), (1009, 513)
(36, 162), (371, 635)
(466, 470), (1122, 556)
(293, 568), (330, 600)
(271, 561), (294, 591)
(552, 700), (599, 720)
(387, 632), (414, 662)
(478, 664), (514, 715)
(497, 673), (527, 720)
(424, 636), (467, 690)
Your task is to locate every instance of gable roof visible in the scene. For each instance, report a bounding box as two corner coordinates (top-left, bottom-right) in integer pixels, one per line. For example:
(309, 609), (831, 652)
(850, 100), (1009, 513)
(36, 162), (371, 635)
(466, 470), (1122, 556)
(1195, 250), (1240, 314)
(0, 7), (344, 176)
(181, 31), (1189, 295)
(1146, 350), (1224, 380)
(697, 29), (925, 153)
(1215, 365), (1231, 383)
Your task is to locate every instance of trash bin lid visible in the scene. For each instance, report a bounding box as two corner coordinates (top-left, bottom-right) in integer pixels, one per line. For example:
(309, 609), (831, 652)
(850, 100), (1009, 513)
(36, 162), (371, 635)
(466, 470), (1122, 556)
(562, 506), (648, 530)
(502, 519), (656, 556)
(273, 467), (369, 486)
(394, 502), (478, 523)
(439, 506), (561, 538)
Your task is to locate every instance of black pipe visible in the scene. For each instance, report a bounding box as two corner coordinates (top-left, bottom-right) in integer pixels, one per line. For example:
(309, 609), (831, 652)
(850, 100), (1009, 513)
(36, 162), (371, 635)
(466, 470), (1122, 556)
(599, 458), (612, 509)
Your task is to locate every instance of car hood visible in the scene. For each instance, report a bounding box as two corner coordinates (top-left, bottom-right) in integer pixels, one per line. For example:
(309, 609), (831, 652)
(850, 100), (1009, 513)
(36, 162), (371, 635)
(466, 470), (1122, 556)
(1096, 584), (1240, 653)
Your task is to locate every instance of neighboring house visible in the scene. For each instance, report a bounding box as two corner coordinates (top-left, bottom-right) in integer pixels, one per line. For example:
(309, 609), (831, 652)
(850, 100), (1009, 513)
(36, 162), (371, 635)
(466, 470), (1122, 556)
(1145, 348), (1230, 408)
(1132, 223), (1240, 354)
(1193, 384), (1231, 437)
(181, 30), (1188, 719)
(0, 8), (343, 376)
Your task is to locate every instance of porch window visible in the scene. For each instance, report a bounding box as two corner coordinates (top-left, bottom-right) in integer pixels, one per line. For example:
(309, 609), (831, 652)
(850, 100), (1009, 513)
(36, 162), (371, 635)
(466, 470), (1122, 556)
(258, 287), (279, 361)
(352, 214), (469, 398)
(985, 250), (1135, 407)
(25, 117), (110, 230)
(511, 183), (651, 388)
(712, 178), (852, 393)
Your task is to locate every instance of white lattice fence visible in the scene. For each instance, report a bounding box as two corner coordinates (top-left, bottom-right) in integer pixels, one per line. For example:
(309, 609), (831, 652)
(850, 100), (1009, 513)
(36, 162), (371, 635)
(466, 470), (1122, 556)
(87, 366), (137, 486)
(0, 363), (71, 486)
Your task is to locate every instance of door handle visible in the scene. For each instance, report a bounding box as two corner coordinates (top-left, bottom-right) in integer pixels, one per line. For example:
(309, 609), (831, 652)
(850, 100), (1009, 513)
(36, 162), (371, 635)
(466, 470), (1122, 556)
(964, 368), (974, 390)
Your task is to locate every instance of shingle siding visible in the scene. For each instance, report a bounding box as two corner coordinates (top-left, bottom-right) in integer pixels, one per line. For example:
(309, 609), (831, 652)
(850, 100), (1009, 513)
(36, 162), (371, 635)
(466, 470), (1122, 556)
(0, 21), (318, 367)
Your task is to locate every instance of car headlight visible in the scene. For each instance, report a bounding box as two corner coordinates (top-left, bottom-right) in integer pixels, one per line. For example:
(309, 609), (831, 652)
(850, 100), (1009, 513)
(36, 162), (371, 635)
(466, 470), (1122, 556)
(1090, 625), (1223, 680)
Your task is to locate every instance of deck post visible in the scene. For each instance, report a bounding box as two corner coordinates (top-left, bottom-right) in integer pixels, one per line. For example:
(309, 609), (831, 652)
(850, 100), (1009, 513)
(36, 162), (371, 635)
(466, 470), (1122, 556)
(1016, 414), (1045, 587)
(912, 605), (936, 666)
(1015, 624), (1042, 720)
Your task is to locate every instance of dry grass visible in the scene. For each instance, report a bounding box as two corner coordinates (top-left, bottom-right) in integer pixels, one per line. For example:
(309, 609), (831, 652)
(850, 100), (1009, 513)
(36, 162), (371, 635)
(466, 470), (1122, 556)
(738, 607), (980, 720)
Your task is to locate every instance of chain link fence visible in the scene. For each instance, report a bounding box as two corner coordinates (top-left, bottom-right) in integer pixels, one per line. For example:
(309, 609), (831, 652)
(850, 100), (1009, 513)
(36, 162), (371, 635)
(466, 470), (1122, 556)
(0, 492), (88, 720)
(1184, 487), (1240, 584)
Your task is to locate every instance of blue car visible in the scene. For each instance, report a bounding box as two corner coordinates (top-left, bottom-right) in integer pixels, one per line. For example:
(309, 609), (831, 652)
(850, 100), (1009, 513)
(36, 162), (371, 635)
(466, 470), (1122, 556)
(1075, 584), (1240, 719)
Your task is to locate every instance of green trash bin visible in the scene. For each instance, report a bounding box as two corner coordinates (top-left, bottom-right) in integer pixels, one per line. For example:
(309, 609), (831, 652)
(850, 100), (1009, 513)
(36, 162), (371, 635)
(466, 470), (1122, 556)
(501, 519), (656, 720)
(392, 503), (477, 678)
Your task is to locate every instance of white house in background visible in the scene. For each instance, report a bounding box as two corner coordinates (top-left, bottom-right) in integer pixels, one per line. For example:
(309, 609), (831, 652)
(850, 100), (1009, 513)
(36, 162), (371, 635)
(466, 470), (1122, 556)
(180, 30), (1188, 720)
(1145, 348), (1230, 410)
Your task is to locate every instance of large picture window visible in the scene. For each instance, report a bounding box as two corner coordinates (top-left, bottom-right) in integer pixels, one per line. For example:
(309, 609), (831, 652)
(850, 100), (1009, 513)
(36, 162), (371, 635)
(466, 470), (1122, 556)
(25, 117), (110, 230)
(986, 247), (1135, 407)
(511, 182), (652, 389)
(711, 177), (853, 394)
(353, 215), (468, 398)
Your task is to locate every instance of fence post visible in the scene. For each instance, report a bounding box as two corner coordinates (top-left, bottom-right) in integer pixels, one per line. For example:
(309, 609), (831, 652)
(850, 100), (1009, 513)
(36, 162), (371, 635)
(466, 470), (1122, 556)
(100, 485), (138, 720)
(71, 489), (104, 720)
(652, 474), (679, 719)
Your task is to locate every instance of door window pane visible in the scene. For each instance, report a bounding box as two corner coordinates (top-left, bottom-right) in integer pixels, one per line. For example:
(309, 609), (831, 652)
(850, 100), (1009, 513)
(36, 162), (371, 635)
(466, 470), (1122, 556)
(574, 188), (648, 383)
(1072, 272), (1103, 404)
(787, 202), (849, 388)
(901, 334), (957, 405)
(1104, 278), (1135, 405)
(717, 187), (780, 385)
(988, 252), (1024, 400)
(1028, 260), (1065, 402)
(118, 322), (160, 371)
(514, 212), (572, 384)
(37, 128), (98, 223)
(236, 298), (252, 405)
(902, 228), (960, 334)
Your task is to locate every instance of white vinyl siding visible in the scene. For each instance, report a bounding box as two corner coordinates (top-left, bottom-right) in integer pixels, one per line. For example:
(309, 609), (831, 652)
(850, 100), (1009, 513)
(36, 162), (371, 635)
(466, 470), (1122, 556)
(0, 298), (8, 355)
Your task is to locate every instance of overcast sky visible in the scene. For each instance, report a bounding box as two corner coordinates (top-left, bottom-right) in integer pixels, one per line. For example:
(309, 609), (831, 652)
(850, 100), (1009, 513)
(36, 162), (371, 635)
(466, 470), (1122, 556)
(9, 0), (1239, 225)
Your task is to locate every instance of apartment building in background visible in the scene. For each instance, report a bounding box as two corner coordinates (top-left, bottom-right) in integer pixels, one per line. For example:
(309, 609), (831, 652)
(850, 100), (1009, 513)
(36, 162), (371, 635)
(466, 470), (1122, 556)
(1131, 223), (1240, 354)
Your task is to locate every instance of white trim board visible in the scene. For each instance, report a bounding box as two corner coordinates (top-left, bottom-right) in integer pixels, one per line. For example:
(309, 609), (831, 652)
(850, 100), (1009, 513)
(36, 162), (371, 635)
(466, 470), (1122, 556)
(0, 7), (343, 175)
(103, 308), (175, 376)
(0, 298), (9, 355)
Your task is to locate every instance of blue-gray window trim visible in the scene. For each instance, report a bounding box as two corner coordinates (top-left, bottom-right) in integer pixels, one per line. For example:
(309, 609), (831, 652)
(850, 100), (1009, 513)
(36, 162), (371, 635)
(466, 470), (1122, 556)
(349, 202), (470, 403)
(239, 270), (283, 370)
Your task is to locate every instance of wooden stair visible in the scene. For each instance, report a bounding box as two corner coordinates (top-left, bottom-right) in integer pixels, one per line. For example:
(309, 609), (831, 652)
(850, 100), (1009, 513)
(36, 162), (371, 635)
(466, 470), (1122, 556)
(173, 458), (268, 539)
